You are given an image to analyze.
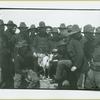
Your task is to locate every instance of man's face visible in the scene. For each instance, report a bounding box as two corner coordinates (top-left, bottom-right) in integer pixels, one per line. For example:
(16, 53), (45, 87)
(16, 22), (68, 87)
(12, 26), (17, 33)
(20, 28), (28, 33)
(59, 28), (64, 32)
(30, 29), (36, 33)
(7, 25), (14, 30)
(63, 37), (70, 43)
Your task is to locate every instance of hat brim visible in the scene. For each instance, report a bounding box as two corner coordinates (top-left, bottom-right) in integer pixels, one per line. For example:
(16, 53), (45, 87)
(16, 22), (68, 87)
(6, 24), (17, 27)
(57, 40), (66, 46)
(28, 28), (37, 30)
(0, 24), (6, 26)
(58, 27), (67, 29)
(18, 27), (28, 29)
(64, 30), (81, 37)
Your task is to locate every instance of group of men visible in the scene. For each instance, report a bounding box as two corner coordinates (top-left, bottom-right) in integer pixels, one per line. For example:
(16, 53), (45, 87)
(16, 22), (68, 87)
(0, 19), (100, 90)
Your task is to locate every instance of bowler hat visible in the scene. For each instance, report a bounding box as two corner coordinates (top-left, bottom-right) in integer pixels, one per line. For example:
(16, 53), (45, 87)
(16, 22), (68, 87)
(6, 20), (17, 27)
(18, 22), (28, 29)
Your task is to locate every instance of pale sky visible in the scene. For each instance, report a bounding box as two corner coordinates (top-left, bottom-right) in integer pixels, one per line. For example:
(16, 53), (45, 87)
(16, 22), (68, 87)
(0, 10), (100, 29)
(0, 2), (100, 28)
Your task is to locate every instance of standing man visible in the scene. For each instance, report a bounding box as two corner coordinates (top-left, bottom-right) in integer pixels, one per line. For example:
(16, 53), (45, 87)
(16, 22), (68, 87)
(0, 20), (15, 88)
(82, 24), (95, 62)
(58, 23), (68, 40)
(28, 24), (37, 52)
(56, 25), (88, 89)
(85, 27), (100, 89)
(0, 19), (5, 37)
(14, 40), (39, 88)
(33, 21), (50, 54)
(11, 22), (29, 59)
(0, 19), (6, 86)
(5, 20), (17, 58)
(5, 20), (17, 41)
(66, 24), (89, 89)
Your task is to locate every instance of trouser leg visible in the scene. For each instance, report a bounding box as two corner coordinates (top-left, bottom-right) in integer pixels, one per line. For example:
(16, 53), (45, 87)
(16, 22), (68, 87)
(14, 73), (22, 88)
(85, 69), (95, 89)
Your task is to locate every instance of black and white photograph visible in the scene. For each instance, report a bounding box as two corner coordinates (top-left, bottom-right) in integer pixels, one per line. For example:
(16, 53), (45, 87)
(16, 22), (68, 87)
(0, 2), (100, 92)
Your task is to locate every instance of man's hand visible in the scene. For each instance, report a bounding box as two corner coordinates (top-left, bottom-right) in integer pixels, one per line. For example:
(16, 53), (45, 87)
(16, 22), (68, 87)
(71, 66), (77, 71)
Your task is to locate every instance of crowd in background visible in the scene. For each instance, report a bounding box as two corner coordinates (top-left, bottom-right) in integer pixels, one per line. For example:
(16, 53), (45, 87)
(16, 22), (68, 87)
(0, 19), (100, 89)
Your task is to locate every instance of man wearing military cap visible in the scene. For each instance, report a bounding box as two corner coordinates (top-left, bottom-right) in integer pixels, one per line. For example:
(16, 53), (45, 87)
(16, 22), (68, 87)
(85, 27), (100, 89)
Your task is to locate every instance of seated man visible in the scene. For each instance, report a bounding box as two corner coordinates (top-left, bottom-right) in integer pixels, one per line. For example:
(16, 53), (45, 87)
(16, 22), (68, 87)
(14, 40), (39, 89)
